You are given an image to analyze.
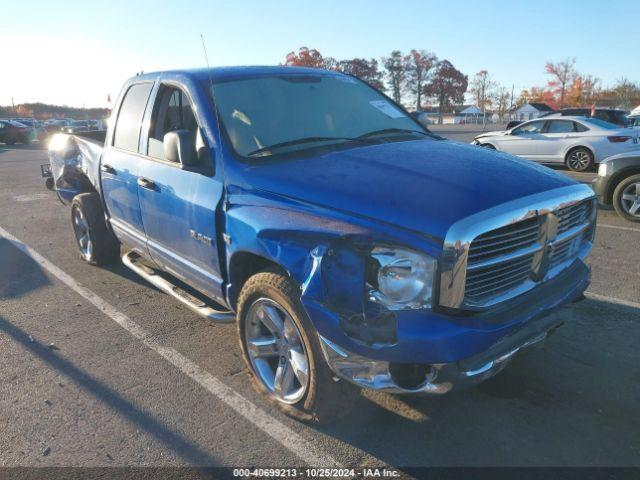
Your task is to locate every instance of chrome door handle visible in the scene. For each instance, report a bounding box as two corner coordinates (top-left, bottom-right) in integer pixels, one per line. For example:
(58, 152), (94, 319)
(137, 177), (158, 191)
(101, 163), (116, 174)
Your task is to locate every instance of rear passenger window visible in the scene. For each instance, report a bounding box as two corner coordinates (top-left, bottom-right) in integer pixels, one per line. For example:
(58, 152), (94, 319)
(547, 120), (574, 133)
(148, 86), (199, 161)
(113, 83), (153, 152)
(574, 122), (589, 132)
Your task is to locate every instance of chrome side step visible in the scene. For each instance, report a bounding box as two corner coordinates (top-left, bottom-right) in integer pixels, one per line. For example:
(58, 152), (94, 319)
(122, 251), (235, 323)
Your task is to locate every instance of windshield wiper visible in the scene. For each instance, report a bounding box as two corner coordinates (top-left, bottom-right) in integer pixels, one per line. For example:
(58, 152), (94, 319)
(247, 136), (375, 157)
(357, 128), (430, 139)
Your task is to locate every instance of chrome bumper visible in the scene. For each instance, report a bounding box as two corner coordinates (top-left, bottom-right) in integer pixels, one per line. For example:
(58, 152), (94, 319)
(319, 307), (573, 394)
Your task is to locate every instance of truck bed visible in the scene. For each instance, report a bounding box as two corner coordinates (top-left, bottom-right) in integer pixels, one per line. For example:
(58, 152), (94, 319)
(48, 131), (106, 203)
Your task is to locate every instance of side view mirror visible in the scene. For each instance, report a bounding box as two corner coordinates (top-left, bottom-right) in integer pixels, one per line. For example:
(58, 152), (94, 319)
(164, 130), (197, 166)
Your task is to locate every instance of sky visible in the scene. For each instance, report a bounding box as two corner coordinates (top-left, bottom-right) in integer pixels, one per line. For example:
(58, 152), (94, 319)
(2, 0), (639, 108)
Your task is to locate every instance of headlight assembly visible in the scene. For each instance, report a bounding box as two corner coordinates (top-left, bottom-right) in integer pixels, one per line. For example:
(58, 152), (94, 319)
(598, 162), (608, 176)
(367, 247), (436, 310)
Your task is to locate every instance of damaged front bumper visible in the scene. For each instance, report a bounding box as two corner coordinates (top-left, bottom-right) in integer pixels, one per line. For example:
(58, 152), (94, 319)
(319, 306), (573, 394)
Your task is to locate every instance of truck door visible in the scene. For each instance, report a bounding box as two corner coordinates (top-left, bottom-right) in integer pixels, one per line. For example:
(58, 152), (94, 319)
(101, 82), (153, 254)
(136, 84), (226, 302)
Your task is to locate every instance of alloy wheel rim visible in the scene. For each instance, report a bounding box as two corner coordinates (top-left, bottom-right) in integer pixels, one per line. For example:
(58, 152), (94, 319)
(72, 207), (93, 260)
(568, 150), (590, 170)
(245, 298), (309, 404)
(620, 182), (640, 217)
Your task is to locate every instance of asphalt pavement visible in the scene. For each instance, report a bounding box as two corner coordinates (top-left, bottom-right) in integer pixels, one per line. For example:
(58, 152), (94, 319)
(0, 141), (639, 471)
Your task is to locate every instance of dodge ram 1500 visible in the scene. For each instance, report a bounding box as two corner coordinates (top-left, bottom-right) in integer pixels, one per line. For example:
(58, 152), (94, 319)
(47, 66), (596, 423)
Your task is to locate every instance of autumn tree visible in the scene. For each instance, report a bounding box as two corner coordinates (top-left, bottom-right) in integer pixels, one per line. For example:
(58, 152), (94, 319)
(610, 78), (640, 109)
(517, 87), (557, 109)
(284, 47), (336, 70)
(565, 74), (600, 107)
(470, 70), (497, 127)
(545, 58), (576, 108)
(404, 49), (437, 110)
(423, 60), (468, 125)
(382, 51), (406, 104)
(337, 58), (385, 91)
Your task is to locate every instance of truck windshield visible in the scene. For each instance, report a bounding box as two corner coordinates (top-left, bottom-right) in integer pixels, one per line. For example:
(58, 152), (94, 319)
(209, 74), (431, 157)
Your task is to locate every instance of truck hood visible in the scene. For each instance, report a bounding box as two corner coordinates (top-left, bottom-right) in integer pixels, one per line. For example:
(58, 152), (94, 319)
(243, 140), (576, 241)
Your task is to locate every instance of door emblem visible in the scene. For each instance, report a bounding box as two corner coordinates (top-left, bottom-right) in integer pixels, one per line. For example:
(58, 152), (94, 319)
(190, 229), (213, 246)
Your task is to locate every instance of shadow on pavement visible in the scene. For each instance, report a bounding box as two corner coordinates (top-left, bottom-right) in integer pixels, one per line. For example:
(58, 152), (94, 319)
(0, 316), (222, 466)
(0, 238), (51, 299)
(0, 237), (221, 465)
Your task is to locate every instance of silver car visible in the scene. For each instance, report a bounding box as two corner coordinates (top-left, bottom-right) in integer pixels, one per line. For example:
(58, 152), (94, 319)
(472, 116), (640, 172)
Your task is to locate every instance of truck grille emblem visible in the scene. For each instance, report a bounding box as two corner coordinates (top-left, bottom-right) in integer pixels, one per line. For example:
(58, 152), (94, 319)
(530, 212), (558, 282)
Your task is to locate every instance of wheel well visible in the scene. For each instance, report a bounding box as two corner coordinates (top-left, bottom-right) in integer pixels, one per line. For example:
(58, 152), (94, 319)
(564, 145), (594, 163)
(227, 252), (288, 310)
(606, 168), (640, 204)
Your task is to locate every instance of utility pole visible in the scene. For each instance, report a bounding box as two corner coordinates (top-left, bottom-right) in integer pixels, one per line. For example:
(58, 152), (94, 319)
(510, 84), (515, 121)
(11, 97), (16, 114)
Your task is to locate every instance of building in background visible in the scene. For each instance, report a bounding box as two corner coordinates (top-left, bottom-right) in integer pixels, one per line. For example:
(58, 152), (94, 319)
(513, 102), (555, 121)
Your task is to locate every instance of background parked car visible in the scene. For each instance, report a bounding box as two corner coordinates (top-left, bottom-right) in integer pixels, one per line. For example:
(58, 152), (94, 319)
(0, 119), (31, 145)
(593, 152), (640, 222)
(542, 108), (630, 127)
(472, 116), (640, 172)
(62, 120), (99, 134)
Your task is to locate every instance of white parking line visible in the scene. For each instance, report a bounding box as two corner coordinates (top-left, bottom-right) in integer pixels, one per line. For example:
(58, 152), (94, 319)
(597, 223), (640, 233)
(0, 225), (339, 467)
(585, 292), (640, 310)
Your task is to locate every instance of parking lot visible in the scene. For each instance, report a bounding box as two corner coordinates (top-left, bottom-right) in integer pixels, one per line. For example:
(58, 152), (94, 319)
(1, 137), (639, 470)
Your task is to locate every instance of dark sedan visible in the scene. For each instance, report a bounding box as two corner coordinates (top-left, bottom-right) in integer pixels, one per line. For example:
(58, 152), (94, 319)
(0, 119), (31, 145)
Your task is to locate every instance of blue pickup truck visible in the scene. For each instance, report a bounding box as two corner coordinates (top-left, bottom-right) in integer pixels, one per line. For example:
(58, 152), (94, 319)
(47, 66), (596, 423)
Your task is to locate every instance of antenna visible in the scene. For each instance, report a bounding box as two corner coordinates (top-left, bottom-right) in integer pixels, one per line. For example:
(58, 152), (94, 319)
(200, 33), (225, 177)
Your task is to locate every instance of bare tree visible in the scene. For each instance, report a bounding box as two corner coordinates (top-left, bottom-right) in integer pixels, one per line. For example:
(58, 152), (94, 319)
(470, 70), (497, 128)
(404, 49), (437, 110)
(545, 58), (576, 108)
(382, 51), (406, 105)
(493, 86), (511, 123)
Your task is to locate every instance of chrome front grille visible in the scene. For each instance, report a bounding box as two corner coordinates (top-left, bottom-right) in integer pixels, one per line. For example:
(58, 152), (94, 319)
(438, 184), (597, 311)
(463, 199), (594, 306)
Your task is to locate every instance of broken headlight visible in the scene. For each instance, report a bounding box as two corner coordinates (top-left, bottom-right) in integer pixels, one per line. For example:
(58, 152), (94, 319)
(367, 247), (436, 310)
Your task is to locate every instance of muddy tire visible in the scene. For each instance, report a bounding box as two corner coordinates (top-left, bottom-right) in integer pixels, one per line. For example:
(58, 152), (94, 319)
(71, 193), (120, 265)
(237, 270), (359, 424)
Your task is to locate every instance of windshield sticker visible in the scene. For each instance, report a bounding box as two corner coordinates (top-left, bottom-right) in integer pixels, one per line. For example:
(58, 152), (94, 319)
(369, 100), (405, 118)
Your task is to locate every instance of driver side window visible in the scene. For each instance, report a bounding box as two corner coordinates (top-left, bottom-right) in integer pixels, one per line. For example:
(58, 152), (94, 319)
(148, 86), (198, 161)
(513, 120), (545, 134)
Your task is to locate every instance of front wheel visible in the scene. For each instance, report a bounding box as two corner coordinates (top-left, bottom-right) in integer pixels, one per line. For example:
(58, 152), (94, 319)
(237, 270), (358, 424)
(71, 193), (120, 265)
(566, 148), (594, 172)
(613, 174), (640, 223)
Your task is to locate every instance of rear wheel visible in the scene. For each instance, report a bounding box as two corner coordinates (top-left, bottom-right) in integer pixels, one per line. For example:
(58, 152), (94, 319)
(613, 174), (640, 223)
(237, 270), (358, 424)
(565, 147), (594, 172)
(71, 193), (120, 265)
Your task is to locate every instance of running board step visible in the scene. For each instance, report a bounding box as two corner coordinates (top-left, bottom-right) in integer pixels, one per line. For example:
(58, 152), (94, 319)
(122, 251), (235, 323)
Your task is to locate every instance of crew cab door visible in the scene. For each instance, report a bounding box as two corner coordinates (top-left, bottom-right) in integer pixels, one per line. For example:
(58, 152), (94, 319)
(497, 120), (546, 160)
(136, 83), (225, 302)
(101, 82), (154, 254)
